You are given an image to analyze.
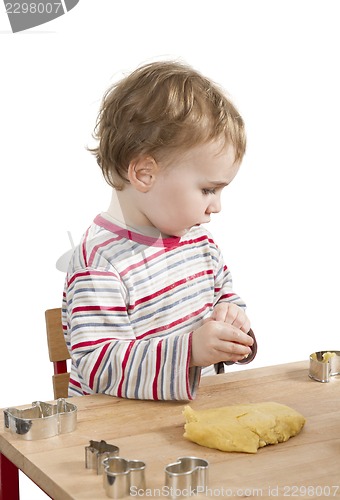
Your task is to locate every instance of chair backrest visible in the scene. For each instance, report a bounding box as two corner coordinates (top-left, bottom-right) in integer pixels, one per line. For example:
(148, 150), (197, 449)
(45, 308), (70, 399)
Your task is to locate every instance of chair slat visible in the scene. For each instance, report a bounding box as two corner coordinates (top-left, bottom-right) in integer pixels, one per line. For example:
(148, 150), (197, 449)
(45, 308), (70, 362)
(45, 308), (71, 399)
(52, 373), (70, 399)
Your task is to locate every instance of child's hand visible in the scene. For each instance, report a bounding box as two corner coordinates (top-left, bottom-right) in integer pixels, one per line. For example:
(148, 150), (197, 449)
(209, 302), (251, 334)
(190, 319), (254, 368)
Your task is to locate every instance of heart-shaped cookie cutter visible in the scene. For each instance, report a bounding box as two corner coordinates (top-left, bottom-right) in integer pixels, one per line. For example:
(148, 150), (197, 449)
(309, 350), (340, 382)
(164, 456), (208, 497)
(85, 440), (120, 474)
(102, 456), (146, 499)
(3, 398), (77, 440)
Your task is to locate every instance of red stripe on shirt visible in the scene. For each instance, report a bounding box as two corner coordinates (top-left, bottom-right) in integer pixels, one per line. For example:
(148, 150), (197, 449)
(88, 237), (120, 267)
(120, 247), (167, 277)
(72, 305), (126, 313)
(220, 293), (236, 300)
(117, 341), (135, 398)
(68, 269), (116, 287)
(120, 235), (210, 278)
(129, 270), (214, 310)
(89, 342), (110, 389)
(69, 377), (82, 389)
(152, 341), (163, 400)
(137, 302), (212, 339)
(72, 338), (116, 350)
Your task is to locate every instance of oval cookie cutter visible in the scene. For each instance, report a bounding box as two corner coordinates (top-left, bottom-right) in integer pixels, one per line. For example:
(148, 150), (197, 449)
(309, 351), (340, 382)
(3, 398), (77, 440)
(103, 456), (146, 499)
(165, 456), (208, 497)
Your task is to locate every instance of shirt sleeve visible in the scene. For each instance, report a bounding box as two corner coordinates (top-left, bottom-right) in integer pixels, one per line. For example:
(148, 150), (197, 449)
(212, 244), (246, 310)
(63, 267), (201, 401)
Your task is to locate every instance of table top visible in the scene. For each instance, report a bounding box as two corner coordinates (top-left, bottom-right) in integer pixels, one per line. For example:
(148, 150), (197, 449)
(1, 361), (339, 499)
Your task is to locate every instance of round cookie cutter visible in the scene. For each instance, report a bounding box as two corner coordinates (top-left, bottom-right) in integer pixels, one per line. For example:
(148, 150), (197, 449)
(309, 350), (340, 382)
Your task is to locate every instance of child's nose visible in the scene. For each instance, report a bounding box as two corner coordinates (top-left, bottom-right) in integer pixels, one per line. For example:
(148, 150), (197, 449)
(206, 196), (222, 215)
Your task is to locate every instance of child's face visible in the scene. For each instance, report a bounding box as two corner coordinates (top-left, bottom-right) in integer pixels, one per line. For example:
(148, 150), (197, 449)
(143, 140), (240, 237)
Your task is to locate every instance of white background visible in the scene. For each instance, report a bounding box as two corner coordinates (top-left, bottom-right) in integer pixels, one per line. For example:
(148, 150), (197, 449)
(1, 1), (339, 498)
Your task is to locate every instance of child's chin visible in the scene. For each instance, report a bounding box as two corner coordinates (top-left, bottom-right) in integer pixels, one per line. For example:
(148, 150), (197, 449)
(178, 228), (192, 237)
(168, 229), (188, 237)
(165, 226), (198, 237)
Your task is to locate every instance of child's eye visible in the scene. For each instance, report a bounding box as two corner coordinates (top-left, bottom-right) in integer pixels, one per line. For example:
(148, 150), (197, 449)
(202, 188), (216, 195)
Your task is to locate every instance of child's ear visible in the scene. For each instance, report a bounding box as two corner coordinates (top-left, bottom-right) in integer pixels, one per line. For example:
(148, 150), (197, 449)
(127, 156), (159, 193)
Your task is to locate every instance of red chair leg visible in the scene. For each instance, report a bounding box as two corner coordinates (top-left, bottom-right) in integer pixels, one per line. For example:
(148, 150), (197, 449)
(0, 452), (19, 500)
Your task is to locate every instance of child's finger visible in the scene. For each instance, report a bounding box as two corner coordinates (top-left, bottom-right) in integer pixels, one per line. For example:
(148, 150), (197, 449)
(224, 305), (251, 334)
(221, 324), (254, 347)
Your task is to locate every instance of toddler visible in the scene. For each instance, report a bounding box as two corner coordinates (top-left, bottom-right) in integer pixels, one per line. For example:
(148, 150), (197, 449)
(62, 60), (256, 400)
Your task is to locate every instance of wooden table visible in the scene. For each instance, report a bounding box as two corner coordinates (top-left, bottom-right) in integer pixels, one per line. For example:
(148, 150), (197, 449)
(1, 361), (339, 499)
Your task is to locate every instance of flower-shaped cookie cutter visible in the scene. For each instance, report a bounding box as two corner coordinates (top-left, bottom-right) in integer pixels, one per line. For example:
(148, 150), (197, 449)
(85, 439), (120, 474)
(3, 398), (77, 440)
(164, 456), (209, 497)
(102, 456), (146, 499)
(309, 350), (340, 382)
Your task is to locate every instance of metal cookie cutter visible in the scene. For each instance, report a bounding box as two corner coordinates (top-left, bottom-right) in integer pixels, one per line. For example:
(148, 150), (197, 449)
(3, 398), (77, 440)
(165, 457), (209, 498)
(215, 328), (258, 373)
(85, 440), (119, 474)
(309, 351), (340, 382)
(102, 456), (146, 499)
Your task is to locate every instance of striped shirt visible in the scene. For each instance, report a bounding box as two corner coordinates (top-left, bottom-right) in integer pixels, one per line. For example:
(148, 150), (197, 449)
(62, 213), (245, 400)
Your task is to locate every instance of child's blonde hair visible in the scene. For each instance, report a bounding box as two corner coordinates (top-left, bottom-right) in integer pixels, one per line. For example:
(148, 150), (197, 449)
(89, 60), (246, 190)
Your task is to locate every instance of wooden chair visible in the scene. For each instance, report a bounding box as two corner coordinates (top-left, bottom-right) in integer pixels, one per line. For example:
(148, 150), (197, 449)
(45, 307), (70, 399)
